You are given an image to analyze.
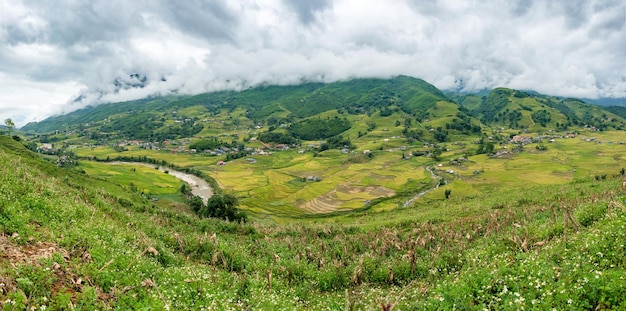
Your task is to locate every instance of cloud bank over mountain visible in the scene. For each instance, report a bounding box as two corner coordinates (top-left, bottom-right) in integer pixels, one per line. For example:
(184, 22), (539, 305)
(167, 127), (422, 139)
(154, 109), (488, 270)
(1, 0), (625, 126)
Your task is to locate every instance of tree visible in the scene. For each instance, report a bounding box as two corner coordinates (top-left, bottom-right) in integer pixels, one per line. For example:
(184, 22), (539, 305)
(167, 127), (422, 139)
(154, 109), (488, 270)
(476, 142), (495, 155)
(431, 147), (443, 161)
(434, 129), (447, 142)
(199, 193), (247, 222)
(4, 118), (15, 136)
(188, 196), (204, 213)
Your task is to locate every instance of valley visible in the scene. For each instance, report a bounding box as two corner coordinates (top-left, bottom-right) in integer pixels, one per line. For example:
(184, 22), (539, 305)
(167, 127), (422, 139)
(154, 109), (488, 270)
(20, 77), (626, 222)
(2, 76), (626, 309)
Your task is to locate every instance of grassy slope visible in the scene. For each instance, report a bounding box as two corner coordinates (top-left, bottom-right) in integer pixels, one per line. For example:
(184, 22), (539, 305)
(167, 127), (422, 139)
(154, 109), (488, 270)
(2, 135), (626, 310)
(465, 89), (626, 131)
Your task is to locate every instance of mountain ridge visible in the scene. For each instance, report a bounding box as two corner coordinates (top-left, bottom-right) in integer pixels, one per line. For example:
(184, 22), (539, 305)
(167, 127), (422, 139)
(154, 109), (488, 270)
(21, 76), (624, 136)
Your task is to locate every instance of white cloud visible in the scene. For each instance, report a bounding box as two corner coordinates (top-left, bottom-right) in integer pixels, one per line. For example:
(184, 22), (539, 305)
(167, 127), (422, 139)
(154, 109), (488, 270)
(0, 0), (624, 127)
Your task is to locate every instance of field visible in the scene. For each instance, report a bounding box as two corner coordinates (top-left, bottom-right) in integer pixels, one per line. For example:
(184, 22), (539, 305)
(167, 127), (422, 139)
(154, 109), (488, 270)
(70, 128), (626, 223)
(79, 161), (183, 196)
(2, 135), (626, 310)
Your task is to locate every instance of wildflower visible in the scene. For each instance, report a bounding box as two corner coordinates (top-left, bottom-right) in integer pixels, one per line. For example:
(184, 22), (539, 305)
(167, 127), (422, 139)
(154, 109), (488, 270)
(567, 299), (573, 304)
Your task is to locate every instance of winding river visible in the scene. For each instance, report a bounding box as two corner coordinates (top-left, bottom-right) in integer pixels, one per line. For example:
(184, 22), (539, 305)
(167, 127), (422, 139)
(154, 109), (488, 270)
(109, 162), (213, 204)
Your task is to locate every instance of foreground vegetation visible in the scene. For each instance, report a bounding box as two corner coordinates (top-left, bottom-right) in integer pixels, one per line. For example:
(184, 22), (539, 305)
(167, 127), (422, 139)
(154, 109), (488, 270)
(2, 135), (626, 310)
(8, 77), (626, 309)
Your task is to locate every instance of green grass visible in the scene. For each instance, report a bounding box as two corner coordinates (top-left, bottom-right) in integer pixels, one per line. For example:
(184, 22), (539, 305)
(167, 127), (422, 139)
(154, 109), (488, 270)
(78, 161), (183, 195)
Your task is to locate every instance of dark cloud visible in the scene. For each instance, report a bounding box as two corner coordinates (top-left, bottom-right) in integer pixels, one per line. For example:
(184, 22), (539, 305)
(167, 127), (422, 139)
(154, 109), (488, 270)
(282, 0), (332, 24)
(555, 0), (592, 29)
(23, 0), (140, 44)
(511, 0), (534, 16)
(0, 0), (624, 127)
(159, 0), (237, 42)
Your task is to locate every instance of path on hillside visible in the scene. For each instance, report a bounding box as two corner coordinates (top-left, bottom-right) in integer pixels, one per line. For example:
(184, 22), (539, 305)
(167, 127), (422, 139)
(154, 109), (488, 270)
(402, 166), (441, 208)
(108, 162), (213, 204)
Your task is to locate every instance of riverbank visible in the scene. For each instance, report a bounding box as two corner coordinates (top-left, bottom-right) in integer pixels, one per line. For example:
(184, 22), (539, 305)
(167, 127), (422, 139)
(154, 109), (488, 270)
(108, 161), (213, 203)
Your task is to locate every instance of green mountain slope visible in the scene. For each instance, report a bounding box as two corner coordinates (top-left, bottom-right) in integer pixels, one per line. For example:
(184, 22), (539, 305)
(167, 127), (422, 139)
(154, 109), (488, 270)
(461, 88), (626, 131)
(23, 77), (625, 143)
(2, 135), (626, 310)
(22, 76), (449, 133)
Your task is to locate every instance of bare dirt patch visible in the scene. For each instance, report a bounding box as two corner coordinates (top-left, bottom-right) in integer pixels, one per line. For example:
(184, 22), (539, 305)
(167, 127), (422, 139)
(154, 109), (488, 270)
(0, 235), (69, 265)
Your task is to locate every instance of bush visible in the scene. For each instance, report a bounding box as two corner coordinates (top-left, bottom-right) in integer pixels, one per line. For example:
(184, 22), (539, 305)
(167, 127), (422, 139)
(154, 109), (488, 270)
(198, 194), (247, 223)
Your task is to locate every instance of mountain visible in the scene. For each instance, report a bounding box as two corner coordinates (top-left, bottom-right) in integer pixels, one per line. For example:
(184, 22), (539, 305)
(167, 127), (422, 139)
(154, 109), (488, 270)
(23, 76), (624, 139)
(455, 88), (626, 131)
(22, 76), (449, 133)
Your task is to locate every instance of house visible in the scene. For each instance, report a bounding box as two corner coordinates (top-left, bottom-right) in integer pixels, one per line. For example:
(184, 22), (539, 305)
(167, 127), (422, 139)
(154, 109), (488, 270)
(246, 158), (257, 163)
(510, 135), (531, 144)
(217, 161), (226, 166)
(306, 176), (322, 182)
(363, 150), (371, 155)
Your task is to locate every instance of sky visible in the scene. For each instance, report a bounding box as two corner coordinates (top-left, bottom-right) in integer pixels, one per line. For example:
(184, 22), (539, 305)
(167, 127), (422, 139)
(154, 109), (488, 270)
(1, 0), (625, 127)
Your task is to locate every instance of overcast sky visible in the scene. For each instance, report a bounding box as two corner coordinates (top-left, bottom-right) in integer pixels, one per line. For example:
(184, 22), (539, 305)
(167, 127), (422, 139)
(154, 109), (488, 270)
(1, 0), (625, 127)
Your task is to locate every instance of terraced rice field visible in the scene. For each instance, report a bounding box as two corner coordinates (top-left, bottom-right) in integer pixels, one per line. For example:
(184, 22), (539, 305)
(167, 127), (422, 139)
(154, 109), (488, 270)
(70, 128), (626, 219)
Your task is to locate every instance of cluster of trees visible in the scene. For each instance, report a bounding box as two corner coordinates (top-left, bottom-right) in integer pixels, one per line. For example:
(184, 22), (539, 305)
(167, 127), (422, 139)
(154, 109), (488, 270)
(189, 137), (241, 151)
(100, 113), (203, 140)
(100, 113), (163, 139)
(403, 128), (424, 142)
(444, 113), (481, 134)
(475, 140), (495, 155)
(257, 132), (299, 145)
(531, 109), (552, 127)
(188, 193), (247, 223)
(433, 127), (448, 142)
(290, 116), (351, 140)
(320, 135), (354, 151)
